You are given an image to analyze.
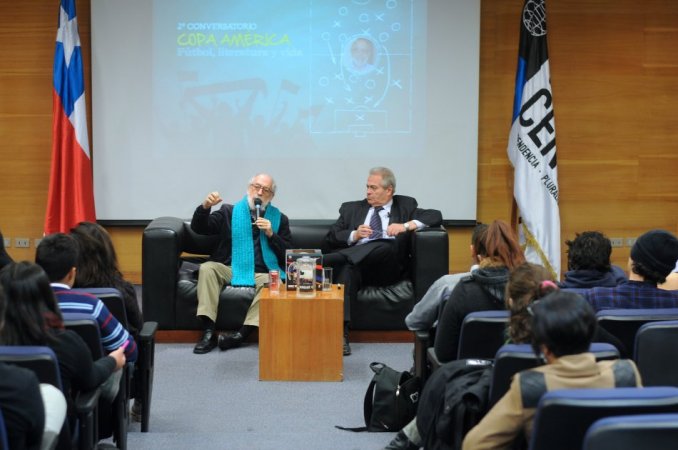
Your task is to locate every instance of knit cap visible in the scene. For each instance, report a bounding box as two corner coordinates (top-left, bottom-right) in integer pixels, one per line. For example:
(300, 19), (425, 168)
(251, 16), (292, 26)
(630, 229), (678, 277)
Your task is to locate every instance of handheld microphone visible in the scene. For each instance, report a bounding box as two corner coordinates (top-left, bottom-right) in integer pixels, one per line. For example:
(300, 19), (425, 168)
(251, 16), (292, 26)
(254, 198), (262, 220)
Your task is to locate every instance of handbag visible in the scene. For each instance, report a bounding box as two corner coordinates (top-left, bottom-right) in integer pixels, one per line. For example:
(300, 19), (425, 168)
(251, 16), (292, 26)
(336, 362), (421, 432)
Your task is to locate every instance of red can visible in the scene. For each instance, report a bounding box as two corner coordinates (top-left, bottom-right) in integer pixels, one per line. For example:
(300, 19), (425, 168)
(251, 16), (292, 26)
(269, 270), (280, 291)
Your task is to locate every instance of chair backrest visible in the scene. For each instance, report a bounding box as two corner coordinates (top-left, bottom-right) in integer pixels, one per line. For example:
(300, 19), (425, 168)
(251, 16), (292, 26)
(0, 407), (8, 450)
(582, 413), (678, 450)
(634, 320), (678, 386)
(0, 345), (63, 388)
(596, 308), (678, 359)
(71, 287), (129, 329)
(488, 343), (621, 407)
(457, 310), (509, 360)
(529, 387), (678, 450)
(62, 313), (105, 359)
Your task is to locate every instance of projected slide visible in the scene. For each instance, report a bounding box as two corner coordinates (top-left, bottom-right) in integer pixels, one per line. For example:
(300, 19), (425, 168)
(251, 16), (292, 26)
(152, 0), (425, 157)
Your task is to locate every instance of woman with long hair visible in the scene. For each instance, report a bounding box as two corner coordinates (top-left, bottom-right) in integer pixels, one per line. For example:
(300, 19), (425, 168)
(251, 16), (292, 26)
(434, 220), (525, 362)
(0, 262), (125, 432)
(70, 222), (143, 337)
(505, 263), (558, 344)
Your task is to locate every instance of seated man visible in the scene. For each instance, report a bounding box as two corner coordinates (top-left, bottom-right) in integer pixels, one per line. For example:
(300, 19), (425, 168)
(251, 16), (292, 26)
(190, 173), (292, 354)
(323, 167), (443, 355)
(559, 231), (626, 288)
(462, 291), (642, 449)
(584, 229), (678, 311)
(35, 233), (138, 363)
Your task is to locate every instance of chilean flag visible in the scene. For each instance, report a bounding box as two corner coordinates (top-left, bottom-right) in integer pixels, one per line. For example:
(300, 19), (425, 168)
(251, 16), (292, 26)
(45, 0), (96, 235)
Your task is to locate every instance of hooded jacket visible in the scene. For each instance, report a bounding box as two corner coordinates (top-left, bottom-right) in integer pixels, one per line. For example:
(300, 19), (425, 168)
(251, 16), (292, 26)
(559, 265), (627, 289)
(434, 266), (510, 363)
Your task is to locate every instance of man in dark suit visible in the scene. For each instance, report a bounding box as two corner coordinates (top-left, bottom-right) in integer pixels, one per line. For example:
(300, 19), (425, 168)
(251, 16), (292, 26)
(324, 167), (443, 355)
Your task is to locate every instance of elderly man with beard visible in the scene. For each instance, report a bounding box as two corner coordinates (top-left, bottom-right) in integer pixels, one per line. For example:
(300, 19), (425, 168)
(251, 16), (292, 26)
(191, 173), (292, 354)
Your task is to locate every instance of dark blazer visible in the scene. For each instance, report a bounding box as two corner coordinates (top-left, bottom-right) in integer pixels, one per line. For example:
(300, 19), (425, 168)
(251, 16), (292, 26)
(324, 195), (442, 266)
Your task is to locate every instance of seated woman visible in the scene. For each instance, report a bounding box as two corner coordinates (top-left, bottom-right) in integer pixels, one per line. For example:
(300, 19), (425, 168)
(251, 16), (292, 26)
(434, 220), (525, 363)
(462, 291), (642, 450)
(70, 221), (144, 337)
(383, 262), (555, 450)
(0, 262), (125, 436)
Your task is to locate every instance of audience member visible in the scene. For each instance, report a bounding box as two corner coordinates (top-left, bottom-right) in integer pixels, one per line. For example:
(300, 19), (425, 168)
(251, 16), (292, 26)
(383, 262), (555, 450)
(0, 262), (125, 437)
(35, 234), (138, 363)
(405, 223), (488, 331)
(659, 260), (678, 291)
(584, 229), (678, 310)
(70, 221), (144, 337)
(0, 228), (12, 271)
(559, 231), (626, 288)
(462, 291), (642, 450)
(0, 282), (67, 450)
(190, 173), (292, 354)
(323, 167), (443, 355)
(433, 220), (525, 363)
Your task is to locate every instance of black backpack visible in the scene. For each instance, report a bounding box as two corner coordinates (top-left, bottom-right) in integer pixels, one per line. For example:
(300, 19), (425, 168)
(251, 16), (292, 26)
(417, 359), (493, 450)
(337, 362), (421, 432)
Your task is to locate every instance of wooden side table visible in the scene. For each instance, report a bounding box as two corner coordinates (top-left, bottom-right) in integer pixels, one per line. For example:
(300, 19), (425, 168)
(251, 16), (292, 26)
(259, 285), (343, 381)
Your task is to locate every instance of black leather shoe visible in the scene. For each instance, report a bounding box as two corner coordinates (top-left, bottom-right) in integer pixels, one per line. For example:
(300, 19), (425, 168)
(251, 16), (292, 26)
(193, 329), (217, 354)
(383, 430), (419, 450)
(218, 332), (244, 351)
(343, 333), (351, 356)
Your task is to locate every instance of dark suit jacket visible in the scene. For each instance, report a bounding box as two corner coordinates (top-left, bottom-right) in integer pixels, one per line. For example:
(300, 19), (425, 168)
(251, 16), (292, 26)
(324, 195), (442, 268)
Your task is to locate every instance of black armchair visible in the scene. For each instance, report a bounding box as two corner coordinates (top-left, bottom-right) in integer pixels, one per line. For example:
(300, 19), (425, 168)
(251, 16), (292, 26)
(142, 217), (449, 331)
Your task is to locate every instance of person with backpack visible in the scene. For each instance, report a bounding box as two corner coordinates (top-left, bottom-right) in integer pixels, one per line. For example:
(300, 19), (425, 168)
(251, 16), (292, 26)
(382, 263), (555, 450)
(461, 291), (642, 450)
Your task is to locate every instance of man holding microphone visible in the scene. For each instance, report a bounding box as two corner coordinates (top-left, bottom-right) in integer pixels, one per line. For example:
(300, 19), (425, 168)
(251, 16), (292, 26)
(191, 173), (292, 354)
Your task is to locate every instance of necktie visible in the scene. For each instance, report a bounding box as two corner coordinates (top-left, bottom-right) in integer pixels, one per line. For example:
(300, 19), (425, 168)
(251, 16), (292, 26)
(369, 207), (383, 239)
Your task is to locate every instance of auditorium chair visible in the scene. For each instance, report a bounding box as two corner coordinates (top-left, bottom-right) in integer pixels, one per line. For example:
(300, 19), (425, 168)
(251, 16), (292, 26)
(582, 413), (678, 450)
(633, 320), (678, 387)
(596, 308), (678, 358)
(62, 313), (129, 450)
(142, 217), (448, 331)
(72, 287), (158, 432)
(0, 408), (8, 450)
(528, 387), (678, 450)
(418, 310), (508, 382)
(0, 345), (100, 450)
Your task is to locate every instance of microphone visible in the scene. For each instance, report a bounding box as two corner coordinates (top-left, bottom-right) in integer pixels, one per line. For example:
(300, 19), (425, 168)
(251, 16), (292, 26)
(254, 198), (262, 220)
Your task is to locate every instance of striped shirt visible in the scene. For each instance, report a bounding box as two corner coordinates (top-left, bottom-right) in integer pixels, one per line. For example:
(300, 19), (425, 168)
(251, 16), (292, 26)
(52, 285), (138, 362)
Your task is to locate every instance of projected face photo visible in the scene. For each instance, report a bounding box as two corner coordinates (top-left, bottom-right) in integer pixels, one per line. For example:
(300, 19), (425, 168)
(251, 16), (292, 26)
(366, 174), (393, 207)
(348, 37), (376, 74)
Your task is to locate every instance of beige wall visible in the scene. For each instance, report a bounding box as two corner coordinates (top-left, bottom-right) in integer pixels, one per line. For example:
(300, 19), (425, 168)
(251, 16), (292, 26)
(1, 0), (676, 284)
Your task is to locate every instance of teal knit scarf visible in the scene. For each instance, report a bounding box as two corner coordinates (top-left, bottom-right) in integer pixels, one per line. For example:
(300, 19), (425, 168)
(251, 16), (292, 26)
(231, 196), (284, 286)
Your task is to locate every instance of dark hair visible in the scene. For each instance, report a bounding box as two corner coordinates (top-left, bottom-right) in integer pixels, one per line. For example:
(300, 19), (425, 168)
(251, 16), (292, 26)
(630, 260), (668, 286)
(479, 220), (526, 270)
(0, 262), (62, 346)
(530, 291), (597, 358)
(70, 222), (124, 288)
(506, 263), (557, 344)
(471, 223), (489, 257)
(565, 231), (612, 272)
(0, 228), (13, 271)
(35, 233), (78, 282)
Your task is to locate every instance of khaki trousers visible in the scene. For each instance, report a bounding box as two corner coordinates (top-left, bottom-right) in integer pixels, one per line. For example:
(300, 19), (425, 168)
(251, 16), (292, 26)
(196, 261), (268, 327)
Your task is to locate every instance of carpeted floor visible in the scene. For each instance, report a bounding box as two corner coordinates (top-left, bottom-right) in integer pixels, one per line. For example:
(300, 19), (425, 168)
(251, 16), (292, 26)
(122, 341), (414, 450)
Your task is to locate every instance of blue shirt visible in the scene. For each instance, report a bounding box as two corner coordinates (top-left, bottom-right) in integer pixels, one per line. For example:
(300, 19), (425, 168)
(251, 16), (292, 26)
(584, 280), (678, 311)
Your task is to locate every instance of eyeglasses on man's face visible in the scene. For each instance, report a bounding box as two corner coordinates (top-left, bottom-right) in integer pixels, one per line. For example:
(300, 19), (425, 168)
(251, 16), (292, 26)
(250, 183), (274, 195)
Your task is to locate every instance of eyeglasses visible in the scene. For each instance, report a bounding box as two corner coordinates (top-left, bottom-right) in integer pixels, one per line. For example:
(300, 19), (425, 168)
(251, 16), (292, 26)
(250, 183), (273, 195)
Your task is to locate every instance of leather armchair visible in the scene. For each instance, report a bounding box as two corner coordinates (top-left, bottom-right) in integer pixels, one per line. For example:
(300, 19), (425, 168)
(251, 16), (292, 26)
(142, 217), (448, 331)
